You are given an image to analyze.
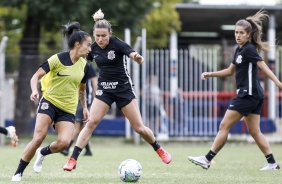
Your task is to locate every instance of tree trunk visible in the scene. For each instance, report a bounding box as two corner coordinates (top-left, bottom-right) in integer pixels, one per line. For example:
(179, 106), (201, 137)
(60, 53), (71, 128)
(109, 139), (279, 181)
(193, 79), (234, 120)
(14, 12), (41, 136)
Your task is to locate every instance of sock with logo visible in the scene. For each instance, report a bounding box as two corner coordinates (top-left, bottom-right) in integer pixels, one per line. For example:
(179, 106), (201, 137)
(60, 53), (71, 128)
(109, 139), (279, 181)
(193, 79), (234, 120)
(71, 146), (82, 160)
(14, 159), (29, 176)
(150, 141), (161, 151)
(40, 145), (53, 156)
(265, 154), (275, 164)
(205, 150), (216, 161)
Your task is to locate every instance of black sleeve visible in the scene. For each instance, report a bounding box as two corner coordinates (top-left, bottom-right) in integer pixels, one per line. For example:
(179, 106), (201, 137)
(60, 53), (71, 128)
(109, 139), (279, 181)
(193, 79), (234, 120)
(81, 63), (93, 83)
(88, 63), (97, 78)
(246, 45), (263, 64)
(40, 61), (50, 73)
(115, 37), (134, 57)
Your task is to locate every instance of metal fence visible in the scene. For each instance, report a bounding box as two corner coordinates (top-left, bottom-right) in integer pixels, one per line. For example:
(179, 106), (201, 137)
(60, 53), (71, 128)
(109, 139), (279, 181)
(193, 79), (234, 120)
(138, 46), (282, 139)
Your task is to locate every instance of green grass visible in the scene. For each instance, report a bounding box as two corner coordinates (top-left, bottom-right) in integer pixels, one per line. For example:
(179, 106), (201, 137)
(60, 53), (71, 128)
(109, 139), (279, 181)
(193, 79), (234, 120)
(1, 135), (282, 184)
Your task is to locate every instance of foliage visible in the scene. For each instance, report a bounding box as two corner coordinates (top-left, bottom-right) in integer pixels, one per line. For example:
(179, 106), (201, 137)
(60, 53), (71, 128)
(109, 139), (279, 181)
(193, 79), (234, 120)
(0, 6), (25, 72)
(141, 0), (182, 48)
(0, 0), (156, 136)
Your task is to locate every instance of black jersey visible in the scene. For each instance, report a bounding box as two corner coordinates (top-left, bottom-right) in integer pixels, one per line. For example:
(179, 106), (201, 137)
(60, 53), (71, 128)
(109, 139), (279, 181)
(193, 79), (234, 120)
(232, 41), (264, 99)
(86, 36), (134, 92)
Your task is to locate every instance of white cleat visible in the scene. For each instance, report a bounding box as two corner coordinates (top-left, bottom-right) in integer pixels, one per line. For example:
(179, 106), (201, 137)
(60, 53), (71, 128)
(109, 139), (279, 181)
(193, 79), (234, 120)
(260, 163), (280, 171)
(188, 155), (211, 169)
(11, 173), (22, 182)
(34, 148), (45, 173)
(6, 126), (18, 147)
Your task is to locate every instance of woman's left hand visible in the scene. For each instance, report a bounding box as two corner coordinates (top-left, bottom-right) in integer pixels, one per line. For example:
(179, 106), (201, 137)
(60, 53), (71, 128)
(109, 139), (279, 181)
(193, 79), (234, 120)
(83, 108), (90, 122)
(134, 53), (144, 64)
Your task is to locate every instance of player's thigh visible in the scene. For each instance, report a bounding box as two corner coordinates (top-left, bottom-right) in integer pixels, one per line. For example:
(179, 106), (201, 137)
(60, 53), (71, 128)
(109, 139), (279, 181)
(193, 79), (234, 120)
(122, 99), (144, 129)
(244, 114), (261, 133)
(220, 110), (242, 130)
(33, 113), (52, 137)
(89, 98), (110, 123)
(56, 121), (74, 141)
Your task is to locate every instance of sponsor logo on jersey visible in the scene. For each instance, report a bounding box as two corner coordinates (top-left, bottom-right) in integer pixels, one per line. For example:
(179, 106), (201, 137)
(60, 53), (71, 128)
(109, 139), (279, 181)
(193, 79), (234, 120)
(236, 55), (242, 64)
(101, 81), (118, 89)
(107, 50), (115, 60)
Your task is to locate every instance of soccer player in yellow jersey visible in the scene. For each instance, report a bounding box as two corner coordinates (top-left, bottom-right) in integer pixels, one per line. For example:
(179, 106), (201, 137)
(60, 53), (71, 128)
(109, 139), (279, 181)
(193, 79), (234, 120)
(11, 22), (92, 182)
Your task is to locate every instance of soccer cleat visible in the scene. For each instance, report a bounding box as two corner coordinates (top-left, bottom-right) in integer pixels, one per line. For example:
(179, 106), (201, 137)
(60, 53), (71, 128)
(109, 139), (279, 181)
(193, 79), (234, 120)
(60, 149), (69, 156)
(63, 158), (77, 171)
(11, 173), (22, 182)
(33, 148), (45, 173)
(188, 155), (211, 169)
(156, 147), (171, 164)
(260, 163), (280, 170)
(6, 126), (18, 147)
(83, 151), (93, 156)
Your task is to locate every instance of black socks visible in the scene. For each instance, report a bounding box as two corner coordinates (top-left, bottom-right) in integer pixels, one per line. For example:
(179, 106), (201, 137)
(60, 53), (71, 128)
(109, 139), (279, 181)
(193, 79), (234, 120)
(205, 150), (217, 161)
(40, 145), (52, 156)
(14, 159), (29, 176)
(150, 141), (161, 151)
(71, 146), (82, 160)
(265, 154), (276, 164)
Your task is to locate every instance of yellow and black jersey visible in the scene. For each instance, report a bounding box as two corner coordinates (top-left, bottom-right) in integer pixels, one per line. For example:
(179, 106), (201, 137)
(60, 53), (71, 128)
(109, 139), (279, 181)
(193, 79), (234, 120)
(40, 52), (91, 114)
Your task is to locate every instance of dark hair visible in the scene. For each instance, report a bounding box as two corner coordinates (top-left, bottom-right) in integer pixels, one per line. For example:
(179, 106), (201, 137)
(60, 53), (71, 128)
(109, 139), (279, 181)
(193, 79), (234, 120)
(92, 9), (112, 32)
(235, 10), (269, 52)
(62, 22), (90, 50)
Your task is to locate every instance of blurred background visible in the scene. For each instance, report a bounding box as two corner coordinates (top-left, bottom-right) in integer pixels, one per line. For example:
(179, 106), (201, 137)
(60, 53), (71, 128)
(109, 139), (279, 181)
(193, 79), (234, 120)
(1, 0), (282, 144)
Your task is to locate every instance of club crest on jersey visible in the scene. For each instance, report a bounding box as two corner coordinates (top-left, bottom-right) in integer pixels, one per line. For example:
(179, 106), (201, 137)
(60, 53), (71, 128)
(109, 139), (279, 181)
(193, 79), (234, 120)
(107, 50), (115, 60)
(236, 55), (243, 64)
(41, 102), (49, 110)
(96, 90), (103, 96)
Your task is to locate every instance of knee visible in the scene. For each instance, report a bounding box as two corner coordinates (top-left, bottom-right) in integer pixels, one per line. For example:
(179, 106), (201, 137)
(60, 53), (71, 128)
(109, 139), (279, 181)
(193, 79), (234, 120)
(32, 135), (45, 147)
(248, 129), (260, 137)
(133, 126), (146, 135)
(56, 139), (71, 150)
(218, 123), (229, 131)
(86, 119), (99, 130)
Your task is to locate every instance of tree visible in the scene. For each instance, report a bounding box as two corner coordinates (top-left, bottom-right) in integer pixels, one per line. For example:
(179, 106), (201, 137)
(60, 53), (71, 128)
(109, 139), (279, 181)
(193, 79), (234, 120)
(0, 0), (153, 136)
(141, 0), (182, 48)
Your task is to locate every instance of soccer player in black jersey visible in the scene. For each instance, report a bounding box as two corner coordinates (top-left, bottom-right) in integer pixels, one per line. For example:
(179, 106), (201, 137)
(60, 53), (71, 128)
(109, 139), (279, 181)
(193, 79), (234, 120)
(11, 22), (93, 182)
(188, 10), (282, 171)
(63, 9), (171, 171)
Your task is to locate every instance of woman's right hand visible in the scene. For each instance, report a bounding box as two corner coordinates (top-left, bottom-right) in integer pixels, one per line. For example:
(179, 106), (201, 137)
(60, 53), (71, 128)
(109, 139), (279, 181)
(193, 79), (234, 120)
(30, 91), (39, 101)
(201, 72), (212, 80)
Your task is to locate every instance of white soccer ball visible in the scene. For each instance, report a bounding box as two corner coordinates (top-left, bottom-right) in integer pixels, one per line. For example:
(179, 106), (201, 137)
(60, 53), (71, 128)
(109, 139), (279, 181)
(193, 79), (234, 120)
(118, 159), (142, 182)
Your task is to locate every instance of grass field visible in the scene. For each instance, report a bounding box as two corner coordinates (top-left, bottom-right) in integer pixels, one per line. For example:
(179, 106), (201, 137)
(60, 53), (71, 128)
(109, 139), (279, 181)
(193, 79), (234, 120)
(1, 135), (282, 184)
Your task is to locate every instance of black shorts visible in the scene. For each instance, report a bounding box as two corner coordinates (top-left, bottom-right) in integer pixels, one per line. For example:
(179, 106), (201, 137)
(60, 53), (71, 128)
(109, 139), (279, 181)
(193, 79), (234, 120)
(228, 95), (263, 116)
(95, 88), (136, 109)
(37, 97), (75, 124)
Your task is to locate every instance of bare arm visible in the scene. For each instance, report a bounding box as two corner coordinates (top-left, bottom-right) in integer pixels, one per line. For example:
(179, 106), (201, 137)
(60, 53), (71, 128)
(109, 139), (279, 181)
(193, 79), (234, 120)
(201, 63), (235, 80)
(257, 61), (282, 89)
(90, 76), (98, 102)
(129, 52), (144, 64)
(30, 68), (46, 101)
(79, 83), (89, 122)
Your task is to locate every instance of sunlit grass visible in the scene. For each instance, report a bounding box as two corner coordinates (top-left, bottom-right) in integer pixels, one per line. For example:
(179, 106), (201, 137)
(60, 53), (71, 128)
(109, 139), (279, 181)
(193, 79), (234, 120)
(1, 135), (282, 183)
